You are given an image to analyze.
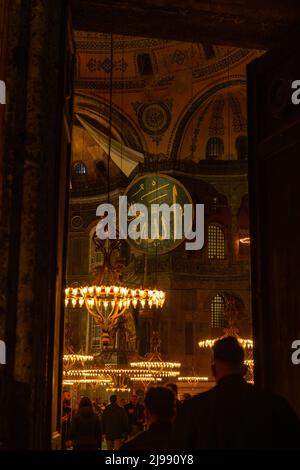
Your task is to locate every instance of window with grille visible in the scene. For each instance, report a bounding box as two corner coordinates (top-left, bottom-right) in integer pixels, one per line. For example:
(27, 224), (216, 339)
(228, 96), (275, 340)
(73, 160), (87, 176)
(211, 294), (225, 328)
(208, 224), (225, 259)
(89, 230), (104, 273)
(236, 135), (248, 160)
(90, 316), (101, 353)
(206, 137), (224, 160)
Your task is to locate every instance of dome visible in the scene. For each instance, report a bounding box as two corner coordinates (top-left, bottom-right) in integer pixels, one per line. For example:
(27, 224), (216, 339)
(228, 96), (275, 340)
(74, 32), (252, 91)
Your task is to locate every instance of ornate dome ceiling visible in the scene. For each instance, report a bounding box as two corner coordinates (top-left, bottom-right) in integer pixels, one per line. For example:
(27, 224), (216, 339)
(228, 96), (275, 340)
(75, 31), (253, 91)
(177, 85), (247, 161)
(71, 33), (259, 194)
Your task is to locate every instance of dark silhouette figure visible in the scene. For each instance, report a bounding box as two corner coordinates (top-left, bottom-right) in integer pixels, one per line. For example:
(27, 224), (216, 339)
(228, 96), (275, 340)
(102, 395), (128, 450)
(166, 382), (181, 413)
(61, 390), (72, 449)
(70, 397), (102, 450)
(120, 387), (175, 450)
(172, 336), (300, 449)
(124, 394), (145, 437)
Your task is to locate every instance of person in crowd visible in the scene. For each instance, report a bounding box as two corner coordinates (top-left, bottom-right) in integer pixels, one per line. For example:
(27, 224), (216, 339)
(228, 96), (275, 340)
(92, 399), (101, 415)
(124, 394), (145, 437)
(182, 393), (192, 401)
(171, 336), (300, 449)
(102, 395), (128, 450)
(120, 387), (175, 450)
(61, 390), (72, 449)
(166, 382), (181, 413)
(69, 396), (102, 450)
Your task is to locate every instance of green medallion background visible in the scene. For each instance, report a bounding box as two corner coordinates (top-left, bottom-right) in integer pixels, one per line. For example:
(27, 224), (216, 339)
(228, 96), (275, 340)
(124, 173), (192, 255)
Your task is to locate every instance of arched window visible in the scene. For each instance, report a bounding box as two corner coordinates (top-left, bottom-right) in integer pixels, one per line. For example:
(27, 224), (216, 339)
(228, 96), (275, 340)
(73, 160), (87, 176)
(89, 229), (104, 274)
(236, 135), (248, 160)
(208, 224), (225, 259)
(206, 137), (224, 160)
(211, 294), (225, 328)
(137, 53), (153, 76)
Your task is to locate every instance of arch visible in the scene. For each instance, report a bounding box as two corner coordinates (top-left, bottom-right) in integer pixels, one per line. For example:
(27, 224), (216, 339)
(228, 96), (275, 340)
(74, 92), (147, 153)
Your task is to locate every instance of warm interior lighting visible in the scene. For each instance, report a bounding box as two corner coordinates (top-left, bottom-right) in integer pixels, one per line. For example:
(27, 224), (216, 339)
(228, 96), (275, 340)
(178, 376), (209, 382)
(63, 354), (94, 362)
(65, 285), (166, 347)
(239, 237), (251, 244)
(106, 387), (131, 392)
(198, 338), (253, 349)
(130, 361), (181, 369)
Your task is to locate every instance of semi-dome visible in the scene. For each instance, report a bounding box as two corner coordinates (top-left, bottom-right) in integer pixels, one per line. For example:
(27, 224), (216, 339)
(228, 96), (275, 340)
(175, 85), (247, 161)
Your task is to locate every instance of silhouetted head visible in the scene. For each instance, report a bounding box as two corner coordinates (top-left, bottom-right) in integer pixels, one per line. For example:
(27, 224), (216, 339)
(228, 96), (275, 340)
(131, 394), (138, 405)
(182, 393), (191, 401)
(145, 387), (175, 425)
(166, 382), (178, 397)
(78, 396), (92, 409)
(211, 336), (247, 383)
(110, 395), (117, 404)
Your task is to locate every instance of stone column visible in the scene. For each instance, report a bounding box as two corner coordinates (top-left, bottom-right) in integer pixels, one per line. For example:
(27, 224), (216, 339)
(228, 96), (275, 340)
(0, 0), (71, 449)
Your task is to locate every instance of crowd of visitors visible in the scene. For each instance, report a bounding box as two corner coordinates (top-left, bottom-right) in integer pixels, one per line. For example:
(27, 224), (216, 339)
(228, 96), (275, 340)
(63, 336), (300, 450)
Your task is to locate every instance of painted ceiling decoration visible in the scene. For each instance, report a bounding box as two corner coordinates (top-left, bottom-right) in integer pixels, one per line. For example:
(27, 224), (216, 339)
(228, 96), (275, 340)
(74, 31), (255, 91)
(71, 32), (260, 192)
(132, 99), (173, 144)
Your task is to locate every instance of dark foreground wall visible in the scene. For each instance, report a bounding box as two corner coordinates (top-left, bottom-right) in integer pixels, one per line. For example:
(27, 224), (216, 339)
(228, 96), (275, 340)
(0, 0), (72, 449)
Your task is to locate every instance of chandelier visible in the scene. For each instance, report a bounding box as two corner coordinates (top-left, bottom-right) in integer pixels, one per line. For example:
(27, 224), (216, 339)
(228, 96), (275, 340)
(198, 338), (253, 349)
(198, 293), (254, 381)
(178, 376), (209, 383)
(130, 331), (181, 376)
(65, 227), (166, 348)
(63, 354), (94, 364)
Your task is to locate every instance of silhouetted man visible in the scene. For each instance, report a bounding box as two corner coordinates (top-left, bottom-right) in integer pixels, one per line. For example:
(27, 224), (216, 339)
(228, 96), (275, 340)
(172, 336), (300, 449)
(120, 387), (175, 450)
(166, 382), (181, 413)
(61, 390), (72, 449)
(124, 394), (144, 437)
(102, 395), (128, 450)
